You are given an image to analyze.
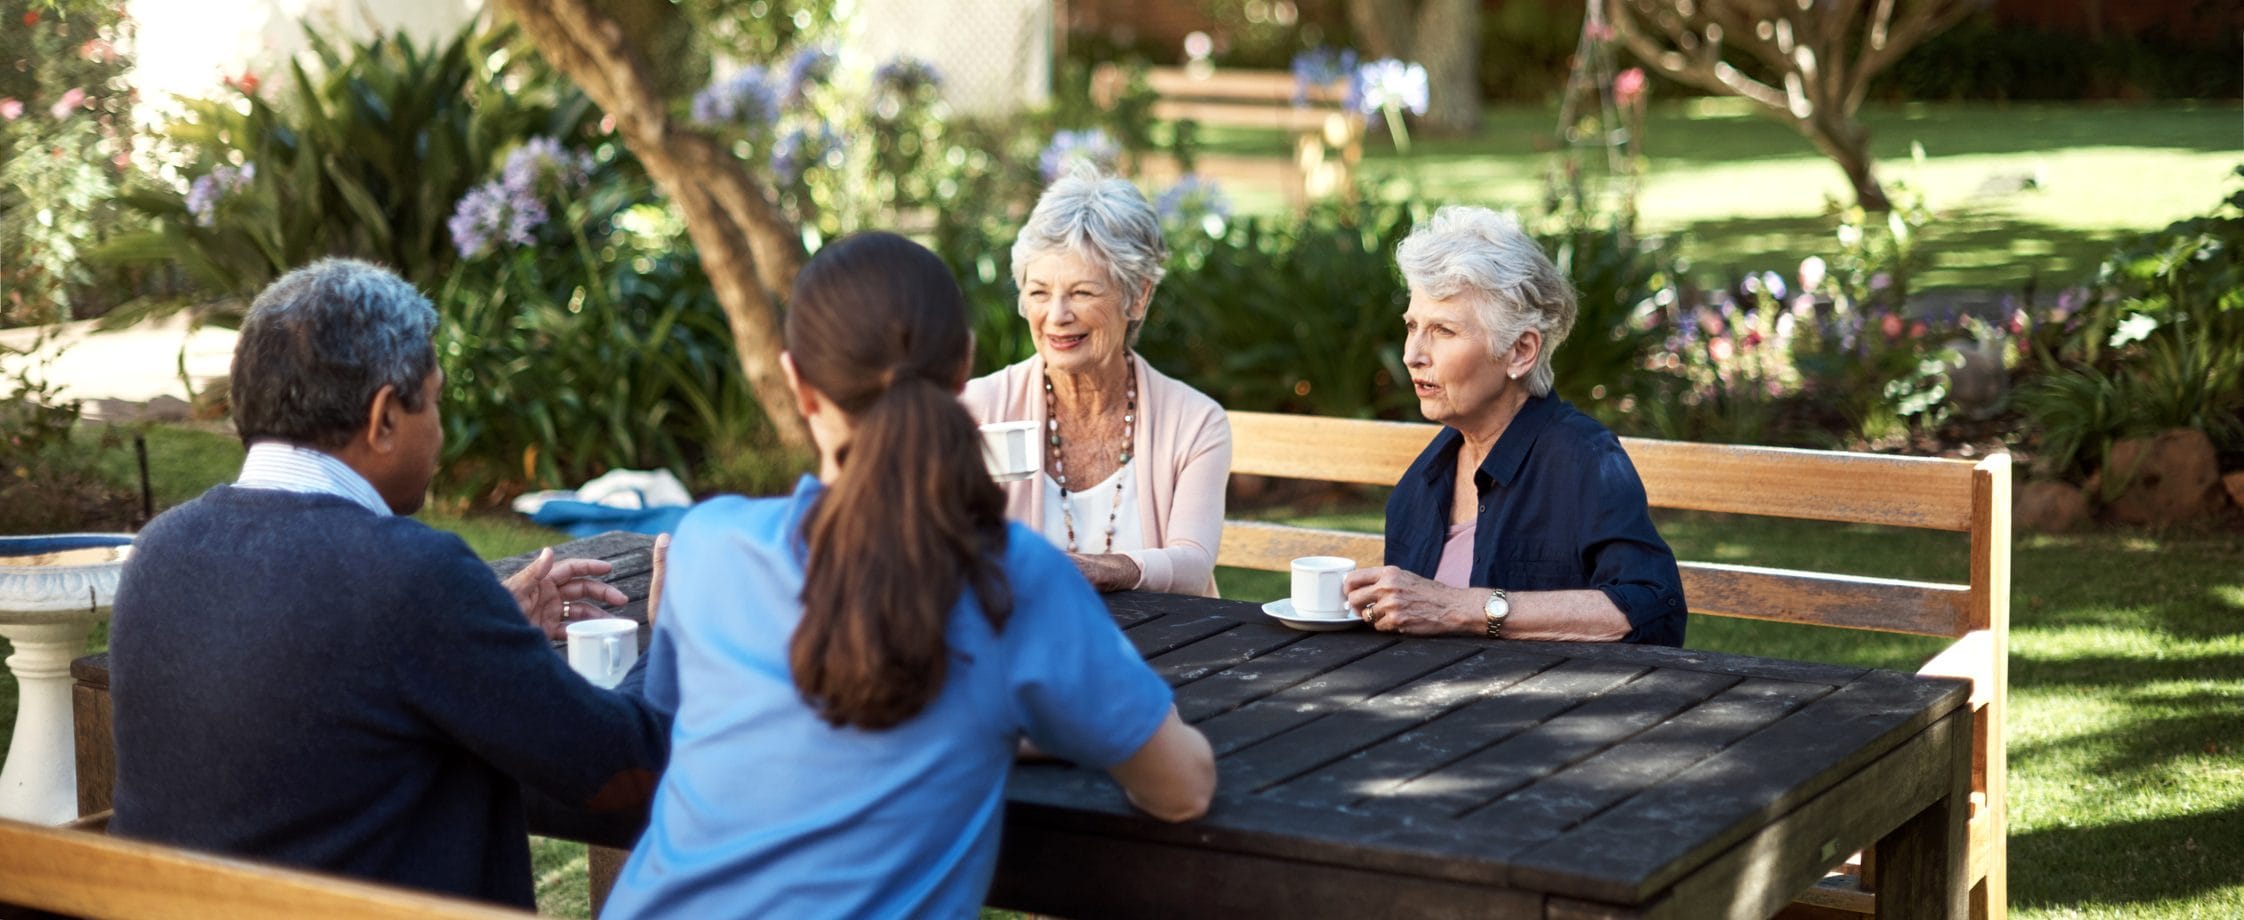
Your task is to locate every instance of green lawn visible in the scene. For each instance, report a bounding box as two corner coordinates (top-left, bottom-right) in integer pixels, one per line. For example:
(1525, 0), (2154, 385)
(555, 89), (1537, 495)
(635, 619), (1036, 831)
(1195, 100), (2242, 292)
(9, 425), (2242, 917)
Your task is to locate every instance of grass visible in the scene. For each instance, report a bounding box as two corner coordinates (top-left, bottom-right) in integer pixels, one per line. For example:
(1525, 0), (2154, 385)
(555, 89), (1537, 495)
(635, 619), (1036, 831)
(1191, 100), (2243, 292)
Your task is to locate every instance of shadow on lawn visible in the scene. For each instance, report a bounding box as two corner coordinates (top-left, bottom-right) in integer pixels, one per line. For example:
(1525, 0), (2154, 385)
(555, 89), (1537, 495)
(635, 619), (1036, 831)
(1666, 212), (2119, 292)
(2011, 800), (2244, 913)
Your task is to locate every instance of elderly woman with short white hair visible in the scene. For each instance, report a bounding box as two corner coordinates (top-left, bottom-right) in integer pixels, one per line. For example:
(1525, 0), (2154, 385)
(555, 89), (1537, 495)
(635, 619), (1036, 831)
(1343, 206), (1687, 645)
(963, 170), (1232, 595)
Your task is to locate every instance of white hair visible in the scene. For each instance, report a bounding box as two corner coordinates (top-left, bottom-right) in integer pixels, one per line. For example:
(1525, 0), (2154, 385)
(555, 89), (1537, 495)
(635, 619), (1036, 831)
(1010, 166), (1169, 345)
(1394, 206), (1577, 397)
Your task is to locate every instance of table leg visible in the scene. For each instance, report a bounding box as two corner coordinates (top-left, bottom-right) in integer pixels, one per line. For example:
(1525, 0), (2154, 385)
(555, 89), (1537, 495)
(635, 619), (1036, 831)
(1872, 708), (1973, 919)
(0, 620), (96, 824)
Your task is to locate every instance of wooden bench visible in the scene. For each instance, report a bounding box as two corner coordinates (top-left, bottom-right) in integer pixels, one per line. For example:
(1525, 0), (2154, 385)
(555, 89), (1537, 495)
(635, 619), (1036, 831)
(1220, 410), (2010, 920)
(1090, 64), (1362, 213)
(0, 815), (529, 919)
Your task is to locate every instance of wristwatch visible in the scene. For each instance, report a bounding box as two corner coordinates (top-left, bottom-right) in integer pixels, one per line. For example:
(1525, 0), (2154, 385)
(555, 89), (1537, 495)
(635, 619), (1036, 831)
(1483, 588), (1511, 640)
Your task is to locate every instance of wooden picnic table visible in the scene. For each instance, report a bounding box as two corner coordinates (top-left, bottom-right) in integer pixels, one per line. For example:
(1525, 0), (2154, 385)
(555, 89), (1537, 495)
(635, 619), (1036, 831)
(72, 532), (1972, 918)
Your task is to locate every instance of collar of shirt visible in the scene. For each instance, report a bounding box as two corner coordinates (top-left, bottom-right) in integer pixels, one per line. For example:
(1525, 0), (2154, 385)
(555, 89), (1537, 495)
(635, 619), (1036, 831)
(1412, 392), (1562, 491)
(235, 441), (393, 517)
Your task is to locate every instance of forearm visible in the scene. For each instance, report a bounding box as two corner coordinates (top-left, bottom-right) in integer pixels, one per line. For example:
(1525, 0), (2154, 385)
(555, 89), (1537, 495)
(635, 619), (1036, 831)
(1503, 589), (1631, 642)
(1071, 551), (1145, 592)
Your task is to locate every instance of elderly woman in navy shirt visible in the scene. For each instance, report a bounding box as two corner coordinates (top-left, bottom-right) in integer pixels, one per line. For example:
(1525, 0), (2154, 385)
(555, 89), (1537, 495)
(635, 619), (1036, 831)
(1342, 206), (1687, 646)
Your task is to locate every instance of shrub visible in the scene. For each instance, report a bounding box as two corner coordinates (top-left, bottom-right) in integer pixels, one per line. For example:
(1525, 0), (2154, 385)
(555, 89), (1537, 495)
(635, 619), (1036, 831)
(0, 0), (141, 326)
(0, 334), (133, 533)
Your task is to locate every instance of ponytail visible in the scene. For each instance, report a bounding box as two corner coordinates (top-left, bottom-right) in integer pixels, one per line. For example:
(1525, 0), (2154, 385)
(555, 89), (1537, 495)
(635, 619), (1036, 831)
(784, 232), (1013, 730)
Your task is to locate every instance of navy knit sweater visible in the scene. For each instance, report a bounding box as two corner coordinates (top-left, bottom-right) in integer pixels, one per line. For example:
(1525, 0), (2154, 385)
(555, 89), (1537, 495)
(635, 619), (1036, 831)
(108, 486), (670, 908)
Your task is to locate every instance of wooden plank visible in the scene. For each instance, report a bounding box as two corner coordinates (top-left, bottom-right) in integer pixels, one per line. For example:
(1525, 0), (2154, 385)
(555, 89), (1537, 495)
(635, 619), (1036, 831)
(1620, 438), (1977, 531)
(1679, 562), (1972, 638)
(1145, 623), (1305, 689)
(1456, 678), (1827, 844)
(1967, 456), (2013, 920)
(1261, 656), (1636, 809)
(1220, 521), (1383, 573)
(1121, 613), (1240, 658)
(0, 819), (531, 919)
(73, 679), (116, 818)
(989, 821), (1541, 920)
(1193, 641), (1482, 755)
(1534, 640), (1867, 686)
(1372, 668), (1739, 822)
(1173, 629), (1395, 722)
(1228, 412), (1430, 484)
(1512, 671), (1967, 903)
(1631, 709), (1971, 920)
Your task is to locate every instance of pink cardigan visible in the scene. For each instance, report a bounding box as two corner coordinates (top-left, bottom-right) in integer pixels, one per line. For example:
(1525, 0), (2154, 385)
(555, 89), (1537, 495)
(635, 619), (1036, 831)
(962, 353), (1232, 596)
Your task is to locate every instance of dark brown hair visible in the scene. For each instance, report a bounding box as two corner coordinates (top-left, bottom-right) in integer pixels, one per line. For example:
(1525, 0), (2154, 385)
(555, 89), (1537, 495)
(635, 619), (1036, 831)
(785, 231), (1013, 730)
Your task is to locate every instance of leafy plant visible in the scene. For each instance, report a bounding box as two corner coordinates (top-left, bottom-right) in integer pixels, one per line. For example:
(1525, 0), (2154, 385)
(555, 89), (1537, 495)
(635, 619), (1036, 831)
(0, 0), (140, 326)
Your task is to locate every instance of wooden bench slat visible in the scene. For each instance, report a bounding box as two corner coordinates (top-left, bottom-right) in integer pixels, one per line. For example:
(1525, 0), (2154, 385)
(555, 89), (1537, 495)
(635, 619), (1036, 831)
(1678, 562), (1971, 638)
(1229, 413), (1432, 485)
(1139, 67), (1348, 103)
(1147, 99), (1340, 133)
(1621, 438), (1979, 532)
(0, 818), (529, 920)
(1220, 521), (1383, 574)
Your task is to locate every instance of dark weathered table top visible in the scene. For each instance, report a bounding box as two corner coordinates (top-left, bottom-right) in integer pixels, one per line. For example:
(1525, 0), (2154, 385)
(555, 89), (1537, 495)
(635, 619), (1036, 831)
(1002, 590), (1970, 915)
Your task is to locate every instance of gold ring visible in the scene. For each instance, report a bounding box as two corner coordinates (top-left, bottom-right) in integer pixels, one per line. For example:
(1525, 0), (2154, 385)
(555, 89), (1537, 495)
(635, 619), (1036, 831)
(562, 602), (573, 621)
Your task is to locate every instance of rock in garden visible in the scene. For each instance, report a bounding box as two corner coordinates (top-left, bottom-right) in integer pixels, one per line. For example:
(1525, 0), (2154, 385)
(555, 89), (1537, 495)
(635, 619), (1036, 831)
(2099, 428), (2222, 527)
(2224, 471), (2244, 513)
(2016, 480), (2088, 533)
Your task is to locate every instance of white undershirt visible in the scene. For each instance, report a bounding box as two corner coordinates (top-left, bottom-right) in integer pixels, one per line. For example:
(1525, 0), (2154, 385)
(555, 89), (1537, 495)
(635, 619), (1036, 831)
(1038, 464), (1144, 555)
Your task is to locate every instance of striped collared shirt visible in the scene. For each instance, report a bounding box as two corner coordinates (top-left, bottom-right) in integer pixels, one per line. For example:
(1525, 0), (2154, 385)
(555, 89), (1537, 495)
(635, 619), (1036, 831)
(235, 442), (393, 517)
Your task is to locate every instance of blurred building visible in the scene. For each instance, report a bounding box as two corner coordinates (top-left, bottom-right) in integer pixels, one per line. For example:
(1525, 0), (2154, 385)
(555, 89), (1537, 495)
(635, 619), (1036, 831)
(126, 0), (479, 126)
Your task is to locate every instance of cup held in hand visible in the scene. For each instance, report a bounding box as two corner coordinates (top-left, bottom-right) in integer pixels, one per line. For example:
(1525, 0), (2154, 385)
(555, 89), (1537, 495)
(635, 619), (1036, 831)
(980, 421), (1040, 482)
(1290, 556), (1354, 616)
(566, 618), (639, 690)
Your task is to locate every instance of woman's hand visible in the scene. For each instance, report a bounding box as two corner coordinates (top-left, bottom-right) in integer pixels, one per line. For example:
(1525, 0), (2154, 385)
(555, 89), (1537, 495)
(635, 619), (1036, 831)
(503, 547), (630, 641)
(1068, 552), (1144, 592)
(1342, 565), (1482, 636)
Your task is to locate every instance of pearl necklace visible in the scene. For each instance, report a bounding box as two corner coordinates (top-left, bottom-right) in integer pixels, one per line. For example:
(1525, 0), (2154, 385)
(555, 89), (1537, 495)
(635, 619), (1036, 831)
(1044, 359), (1137, 554)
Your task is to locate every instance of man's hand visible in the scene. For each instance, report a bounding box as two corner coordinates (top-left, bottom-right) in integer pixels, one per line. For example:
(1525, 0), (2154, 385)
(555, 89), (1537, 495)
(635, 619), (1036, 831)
(504, 547), (629, 641)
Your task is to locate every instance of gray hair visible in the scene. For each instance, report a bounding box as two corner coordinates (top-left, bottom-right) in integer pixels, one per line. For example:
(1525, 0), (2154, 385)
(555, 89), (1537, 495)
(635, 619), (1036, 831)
(231, 258), (440, 449)
(1010, 167), (1169, 346)
(1395, 206), (1576, 397)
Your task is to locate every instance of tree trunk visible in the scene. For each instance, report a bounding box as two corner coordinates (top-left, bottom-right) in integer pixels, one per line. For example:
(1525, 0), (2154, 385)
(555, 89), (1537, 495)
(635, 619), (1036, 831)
(1805, 115), (1891, 213)
(1345, 0), (1415, 58)
(493, 0), (813, 452)
(1412, 0), (1482, 135)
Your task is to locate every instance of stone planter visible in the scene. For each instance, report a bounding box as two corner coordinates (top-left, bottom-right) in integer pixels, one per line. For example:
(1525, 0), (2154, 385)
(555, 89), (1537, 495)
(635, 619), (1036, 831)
(0, 534), (131, 824)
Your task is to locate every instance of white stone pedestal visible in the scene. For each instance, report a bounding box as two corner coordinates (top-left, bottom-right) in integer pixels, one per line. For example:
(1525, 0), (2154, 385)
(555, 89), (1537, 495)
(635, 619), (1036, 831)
(0, 620), (96, 823)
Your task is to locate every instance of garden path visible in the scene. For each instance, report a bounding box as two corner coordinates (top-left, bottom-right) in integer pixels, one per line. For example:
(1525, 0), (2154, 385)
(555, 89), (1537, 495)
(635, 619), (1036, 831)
(0, 315), (234, 422)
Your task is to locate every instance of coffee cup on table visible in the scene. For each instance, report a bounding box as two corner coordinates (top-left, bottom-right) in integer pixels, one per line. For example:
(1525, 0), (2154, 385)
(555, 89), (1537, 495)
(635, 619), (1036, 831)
(1290, 556), (1354, 618)
(979, 420), (1040, 482)
(566, 618), (639, 690)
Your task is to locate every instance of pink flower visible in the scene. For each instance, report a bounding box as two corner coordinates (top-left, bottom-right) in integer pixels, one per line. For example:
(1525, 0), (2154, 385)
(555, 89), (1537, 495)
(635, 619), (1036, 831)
(1709, 336), (1736, 363)
(1614, 68), (1647, 109)
(1880, 314), (1904, 340)
(48, 87), (86, 119)
(0, 98), (21, 121)
(1908, 320), (1928, 340)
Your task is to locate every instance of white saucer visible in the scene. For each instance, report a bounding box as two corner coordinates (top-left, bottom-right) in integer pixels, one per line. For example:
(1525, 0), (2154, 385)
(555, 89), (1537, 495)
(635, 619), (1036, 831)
(1261, 598), (1364, 632)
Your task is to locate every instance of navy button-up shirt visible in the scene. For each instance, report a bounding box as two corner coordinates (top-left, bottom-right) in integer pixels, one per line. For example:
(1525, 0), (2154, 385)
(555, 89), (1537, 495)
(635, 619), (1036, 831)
(1382, 394), (1688, 646)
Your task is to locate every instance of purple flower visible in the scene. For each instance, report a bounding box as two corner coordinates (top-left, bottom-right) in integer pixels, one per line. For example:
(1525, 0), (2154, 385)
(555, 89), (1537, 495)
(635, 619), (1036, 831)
(1038, 128), (1120, 182)
(1352, 59), (1428, 119)
(1155, 174), (1231, 232)
(691, 66), (783, 129)
(770, 123), (840, 186)
(1759, 271), (1787, 300)
(449, 179), (547, 259)
(873, 56), (942, 94)
(185, 162), (255, 228)
(500, 137), (592, 197)
(1289, 47), (1357, 106)
(780, 46), (837, 107)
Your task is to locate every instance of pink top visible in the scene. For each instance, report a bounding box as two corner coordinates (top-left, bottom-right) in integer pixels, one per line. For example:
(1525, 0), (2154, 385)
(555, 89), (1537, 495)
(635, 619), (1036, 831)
(1433, 521), (1475, 589)
(962, 353), (1233, 596)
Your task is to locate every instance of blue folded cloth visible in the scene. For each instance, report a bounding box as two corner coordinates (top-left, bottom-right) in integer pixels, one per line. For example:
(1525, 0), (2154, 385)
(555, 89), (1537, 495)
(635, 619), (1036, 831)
(526, 500), (690, 538)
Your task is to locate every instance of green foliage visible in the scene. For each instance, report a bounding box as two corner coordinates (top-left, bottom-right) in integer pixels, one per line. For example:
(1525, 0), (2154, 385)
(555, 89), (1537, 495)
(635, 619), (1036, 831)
(2015, 167), (2244, 480)
(1874, 14), (2243, 102)
(0, 0), (139, 325)
(99, 22), (589, 301)
(0, 333), (133, 533)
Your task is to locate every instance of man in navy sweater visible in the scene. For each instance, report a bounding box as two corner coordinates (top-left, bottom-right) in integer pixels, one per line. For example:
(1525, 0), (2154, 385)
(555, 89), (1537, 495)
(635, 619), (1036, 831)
(108, 258), (671, 908)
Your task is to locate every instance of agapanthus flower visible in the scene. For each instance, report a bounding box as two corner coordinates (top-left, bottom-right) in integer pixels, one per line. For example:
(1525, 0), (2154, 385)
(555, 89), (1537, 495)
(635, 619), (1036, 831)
(1352, 58), (1428, 119)
(770, 123), (841, 186)
(690, 66), (783, 129)
(1038, 128), (1120, 182)
(501, 137), (592, 196)
(185, 162), (255, 228)
(780, 46), (837, 108)
(1155, 174), (1231, 236)
(1289, 46), (1357, 106)
(448, 179), (546, 259)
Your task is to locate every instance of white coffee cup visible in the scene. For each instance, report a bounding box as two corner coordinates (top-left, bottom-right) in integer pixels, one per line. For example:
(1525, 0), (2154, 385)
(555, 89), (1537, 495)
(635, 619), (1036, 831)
(980, 420), (1040, 482)
(566, 618), (639, 690)
(1290, 556), (1355, 616)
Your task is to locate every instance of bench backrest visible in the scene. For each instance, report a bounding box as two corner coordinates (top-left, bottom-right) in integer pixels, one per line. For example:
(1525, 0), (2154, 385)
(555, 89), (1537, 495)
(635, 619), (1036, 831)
(1220, 410), (2010, 917)
(0, 817), (530, 920)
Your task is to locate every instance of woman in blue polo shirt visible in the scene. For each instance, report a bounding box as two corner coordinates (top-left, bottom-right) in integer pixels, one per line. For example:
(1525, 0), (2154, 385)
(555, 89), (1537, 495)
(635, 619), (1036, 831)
(1341, 206), (1688, 647)
(604, 232), (1215, 920)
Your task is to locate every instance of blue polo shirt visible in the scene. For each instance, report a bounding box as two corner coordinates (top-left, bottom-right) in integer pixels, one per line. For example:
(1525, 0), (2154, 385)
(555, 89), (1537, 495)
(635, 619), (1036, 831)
(1383, 394), (1687, 646)
(603, 476), (1174, 920)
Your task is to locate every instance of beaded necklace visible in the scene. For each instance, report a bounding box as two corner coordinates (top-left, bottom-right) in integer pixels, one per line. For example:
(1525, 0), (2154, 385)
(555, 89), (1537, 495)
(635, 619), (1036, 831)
(1044, 358), (1137, 554)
